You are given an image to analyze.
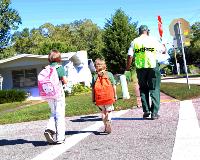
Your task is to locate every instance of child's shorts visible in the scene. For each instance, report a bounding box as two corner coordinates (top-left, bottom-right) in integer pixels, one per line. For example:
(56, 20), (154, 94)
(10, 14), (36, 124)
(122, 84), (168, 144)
(98, 104), (114, 112)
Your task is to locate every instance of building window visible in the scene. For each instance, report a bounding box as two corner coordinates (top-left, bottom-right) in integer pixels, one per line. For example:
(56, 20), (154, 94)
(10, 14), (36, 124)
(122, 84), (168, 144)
(12, 68), (37, 88)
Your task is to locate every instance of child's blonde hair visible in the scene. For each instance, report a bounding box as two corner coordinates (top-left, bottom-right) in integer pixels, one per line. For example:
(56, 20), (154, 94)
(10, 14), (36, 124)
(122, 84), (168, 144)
(94, 58), (107, 70)
(48, 50), (61, 63)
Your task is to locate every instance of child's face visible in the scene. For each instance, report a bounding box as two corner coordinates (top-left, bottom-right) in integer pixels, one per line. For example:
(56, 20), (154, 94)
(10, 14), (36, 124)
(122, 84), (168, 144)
(95, 62), (105, 72)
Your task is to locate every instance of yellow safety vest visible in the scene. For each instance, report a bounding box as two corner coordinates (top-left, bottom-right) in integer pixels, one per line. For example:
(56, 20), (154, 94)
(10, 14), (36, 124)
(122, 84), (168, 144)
(133, 36), (157, 68)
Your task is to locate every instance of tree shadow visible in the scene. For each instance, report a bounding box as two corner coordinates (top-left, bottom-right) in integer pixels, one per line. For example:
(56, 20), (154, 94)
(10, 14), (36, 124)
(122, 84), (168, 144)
(0, 139), (48, 147)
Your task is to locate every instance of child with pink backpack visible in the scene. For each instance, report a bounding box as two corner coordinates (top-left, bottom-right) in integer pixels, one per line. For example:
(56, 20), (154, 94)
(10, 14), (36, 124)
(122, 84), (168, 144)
(38, 50), (68, 144)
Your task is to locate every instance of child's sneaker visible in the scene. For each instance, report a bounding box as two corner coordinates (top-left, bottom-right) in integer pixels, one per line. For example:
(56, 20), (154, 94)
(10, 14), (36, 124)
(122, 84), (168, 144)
(55, 139), (65, 145)
(44, 129), (55, 144)
(105, 121), (112, 134)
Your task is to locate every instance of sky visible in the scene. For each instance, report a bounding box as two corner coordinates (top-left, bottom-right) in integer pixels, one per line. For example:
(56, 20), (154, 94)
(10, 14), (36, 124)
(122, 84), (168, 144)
(11, 0), (200, 46)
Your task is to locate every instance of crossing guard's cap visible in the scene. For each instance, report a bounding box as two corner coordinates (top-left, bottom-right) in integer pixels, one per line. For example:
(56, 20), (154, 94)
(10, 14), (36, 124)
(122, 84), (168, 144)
(139, 25), (150, 35)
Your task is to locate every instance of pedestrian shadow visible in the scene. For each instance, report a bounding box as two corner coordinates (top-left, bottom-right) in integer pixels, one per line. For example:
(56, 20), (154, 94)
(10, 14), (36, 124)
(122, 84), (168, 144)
(65, 130), (108, 136)
(70, 115), (101, 122)
(0, 139), (48, 147)
(112, 117), (150, 120)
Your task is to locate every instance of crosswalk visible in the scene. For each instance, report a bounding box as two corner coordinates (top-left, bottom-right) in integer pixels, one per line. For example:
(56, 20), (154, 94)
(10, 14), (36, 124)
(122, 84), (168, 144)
(31, 110), (129, 160)
(31, 100), (200, 160)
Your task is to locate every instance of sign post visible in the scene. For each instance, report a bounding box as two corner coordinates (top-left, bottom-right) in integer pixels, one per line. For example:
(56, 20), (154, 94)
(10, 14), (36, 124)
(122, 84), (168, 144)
(178, 21), (190, 89)
(169, 18), (190, 89)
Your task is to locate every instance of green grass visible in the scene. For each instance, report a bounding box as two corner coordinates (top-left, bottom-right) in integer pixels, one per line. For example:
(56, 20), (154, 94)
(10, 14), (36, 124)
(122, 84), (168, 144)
(0, 82), (137, 125)
(0, 100), (42, 112)
(1, 81), (200, 125)
(0, 102), (28, 112)
(161, 83), (200, 100)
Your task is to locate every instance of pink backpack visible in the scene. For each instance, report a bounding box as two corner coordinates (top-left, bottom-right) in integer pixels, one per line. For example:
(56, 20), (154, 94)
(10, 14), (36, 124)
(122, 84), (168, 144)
(38, 65), (62, 99)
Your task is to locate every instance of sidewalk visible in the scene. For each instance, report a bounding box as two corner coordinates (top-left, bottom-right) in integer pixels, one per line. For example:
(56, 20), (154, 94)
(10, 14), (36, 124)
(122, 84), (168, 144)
(161, 76), (200, 85)
(160, 92), (178, 103)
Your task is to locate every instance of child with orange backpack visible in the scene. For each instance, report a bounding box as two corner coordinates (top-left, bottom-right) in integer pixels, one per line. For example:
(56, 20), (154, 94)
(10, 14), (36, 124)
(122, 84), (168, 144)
(92, 58), (117, 134)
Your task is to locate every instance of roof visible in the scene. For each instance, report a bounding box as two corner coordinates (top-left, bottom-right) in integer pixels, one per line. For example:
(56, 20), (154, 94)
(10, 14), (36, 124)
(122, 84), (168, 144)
(0, 52), (76, 65)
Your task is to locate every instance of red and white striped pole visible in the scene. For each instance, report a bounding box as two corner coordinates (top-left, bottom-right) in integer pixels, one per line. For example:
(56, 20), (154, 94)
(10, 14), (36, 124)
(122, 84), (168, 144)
(158, 15), (163, 42)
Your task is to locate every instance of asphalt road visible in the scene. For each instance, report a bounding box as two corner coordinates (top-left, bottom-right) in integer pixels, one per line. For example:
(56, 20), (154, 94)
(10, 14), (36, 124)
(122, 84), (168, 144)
(1, 94), (200, 160)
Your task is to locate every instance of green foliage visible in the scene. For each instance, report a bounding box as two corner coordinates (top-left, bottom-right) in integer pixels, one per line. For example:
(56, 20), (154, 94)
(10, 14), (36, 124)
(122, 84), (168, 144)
(0, 89), (26, 104)
(162, 65), (172, 75)
(0, 0), (21, 51)
(188, 65), (200, 74)
(69, 19), (104, 60)
(66, 83), (91, 96)
(10, 19), (104, 58)
(103, 9), (138, 74)
(184, 21), (200, 64)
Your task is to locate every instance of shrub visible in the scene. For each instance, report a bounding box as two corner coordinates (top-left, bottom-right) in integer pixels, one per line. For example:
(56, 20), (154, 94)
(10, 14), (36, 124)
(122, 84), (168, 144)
(0, 89), (26, 104)
(65, 83), (91, 96)
(188, 65), (200, 74)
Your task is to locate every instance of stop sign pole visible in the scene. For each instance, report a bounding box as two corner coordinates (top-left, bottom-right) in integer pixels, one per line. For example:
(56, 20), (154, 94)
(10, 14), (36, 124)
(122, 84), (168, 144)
(178, 20), (190, 89)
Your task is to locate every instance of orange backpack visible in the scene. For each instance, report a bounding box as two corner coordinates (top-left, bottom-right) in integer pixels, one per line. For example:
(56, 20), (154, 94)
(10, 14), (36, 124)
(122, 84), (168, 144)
(94, 72), (115, 106)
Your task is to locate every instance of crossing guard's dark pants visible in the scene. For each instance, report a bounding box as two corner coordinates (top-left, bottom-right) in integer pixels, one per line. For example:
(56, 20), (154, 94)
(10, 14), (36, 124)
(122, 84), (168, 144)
(136, 65), (161, 114)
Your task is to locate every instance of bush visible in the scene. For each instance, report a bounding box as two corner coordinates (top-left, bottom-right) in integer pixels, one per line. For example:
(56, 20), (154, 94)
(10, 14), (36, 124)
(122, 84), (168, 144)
(188, 65), (200, 74)
(65, 84), (91, 96)
(0, 89), (26, 104)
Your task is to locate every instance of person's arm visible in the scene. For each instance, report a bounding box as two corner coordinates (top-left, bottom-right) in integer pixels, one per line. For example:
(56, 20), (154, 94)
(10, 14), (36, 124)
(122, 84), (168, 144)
(155, 38), (166, 54)
(108, 72), (117, 100)
(113, 85), (117, 101)
(126, 55), (134, 71)
(61, 76), (68, 84)
(126, 42), (134, 71)
(92, 88), (95, 103)
(91, 75), (96, 103)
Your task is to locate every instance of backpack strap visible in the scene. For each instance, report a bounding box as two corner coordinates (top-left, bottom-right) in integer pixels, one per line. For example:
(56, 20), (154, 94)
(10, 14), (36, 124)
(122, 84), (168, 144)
(93, 73), (98, 83)
(55, 64), (62, 69)
(93, 71), (111, 83)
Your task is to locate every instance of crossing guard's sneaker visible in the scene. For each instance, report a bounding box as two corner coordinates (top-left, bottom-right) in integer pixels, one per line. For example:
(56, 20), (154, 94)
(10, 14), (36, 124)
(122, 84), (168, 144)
(151, 113), (160, 120)
(143, 112), (151, 119)
(44, 129), (56, 144)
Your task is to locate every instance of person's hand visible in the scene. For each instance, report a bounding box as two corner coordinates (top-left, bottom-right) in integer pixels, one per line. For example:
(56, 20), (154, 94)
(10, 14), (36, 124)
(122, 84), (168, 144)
(124, 70), (130, 76)
(114, 95), (117, 101)
(124, 70), (129, 75)
(92, 100), (96, 105)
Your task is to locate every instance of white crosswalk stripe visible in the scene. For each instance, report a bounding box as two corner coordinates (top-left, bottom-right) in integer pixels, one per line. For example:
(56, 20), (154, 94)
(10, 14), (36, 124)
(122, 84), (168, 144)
(171, 100), (200, 160)
(31, 109), (129, 160)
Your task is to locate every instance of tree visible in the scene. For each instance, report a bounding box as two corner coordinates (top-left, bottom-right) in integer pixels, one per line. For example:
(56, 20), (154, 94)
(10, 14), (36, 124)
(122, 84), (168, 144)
(12, 23), (76, 55)
(70, 19), (104, 60)
(187, 22), (200, 64)
(102, 9), (138, 74)
(0, 0), (21, 53)
(12, 20), (104, 57)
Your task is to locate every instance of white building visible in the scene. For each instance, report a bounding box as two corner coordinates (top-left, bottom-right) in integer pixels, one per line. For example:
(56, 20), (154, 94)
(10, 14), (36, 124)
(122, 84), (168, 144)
(0, 51), (94, 98)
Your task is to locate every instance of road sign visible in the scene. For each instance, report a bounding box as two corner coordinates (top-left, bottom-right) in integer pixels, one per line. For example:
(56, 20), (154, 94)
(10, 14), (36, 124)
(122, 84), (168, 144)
(169, 18), (190, 36)
(169, 18), (191, 47)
